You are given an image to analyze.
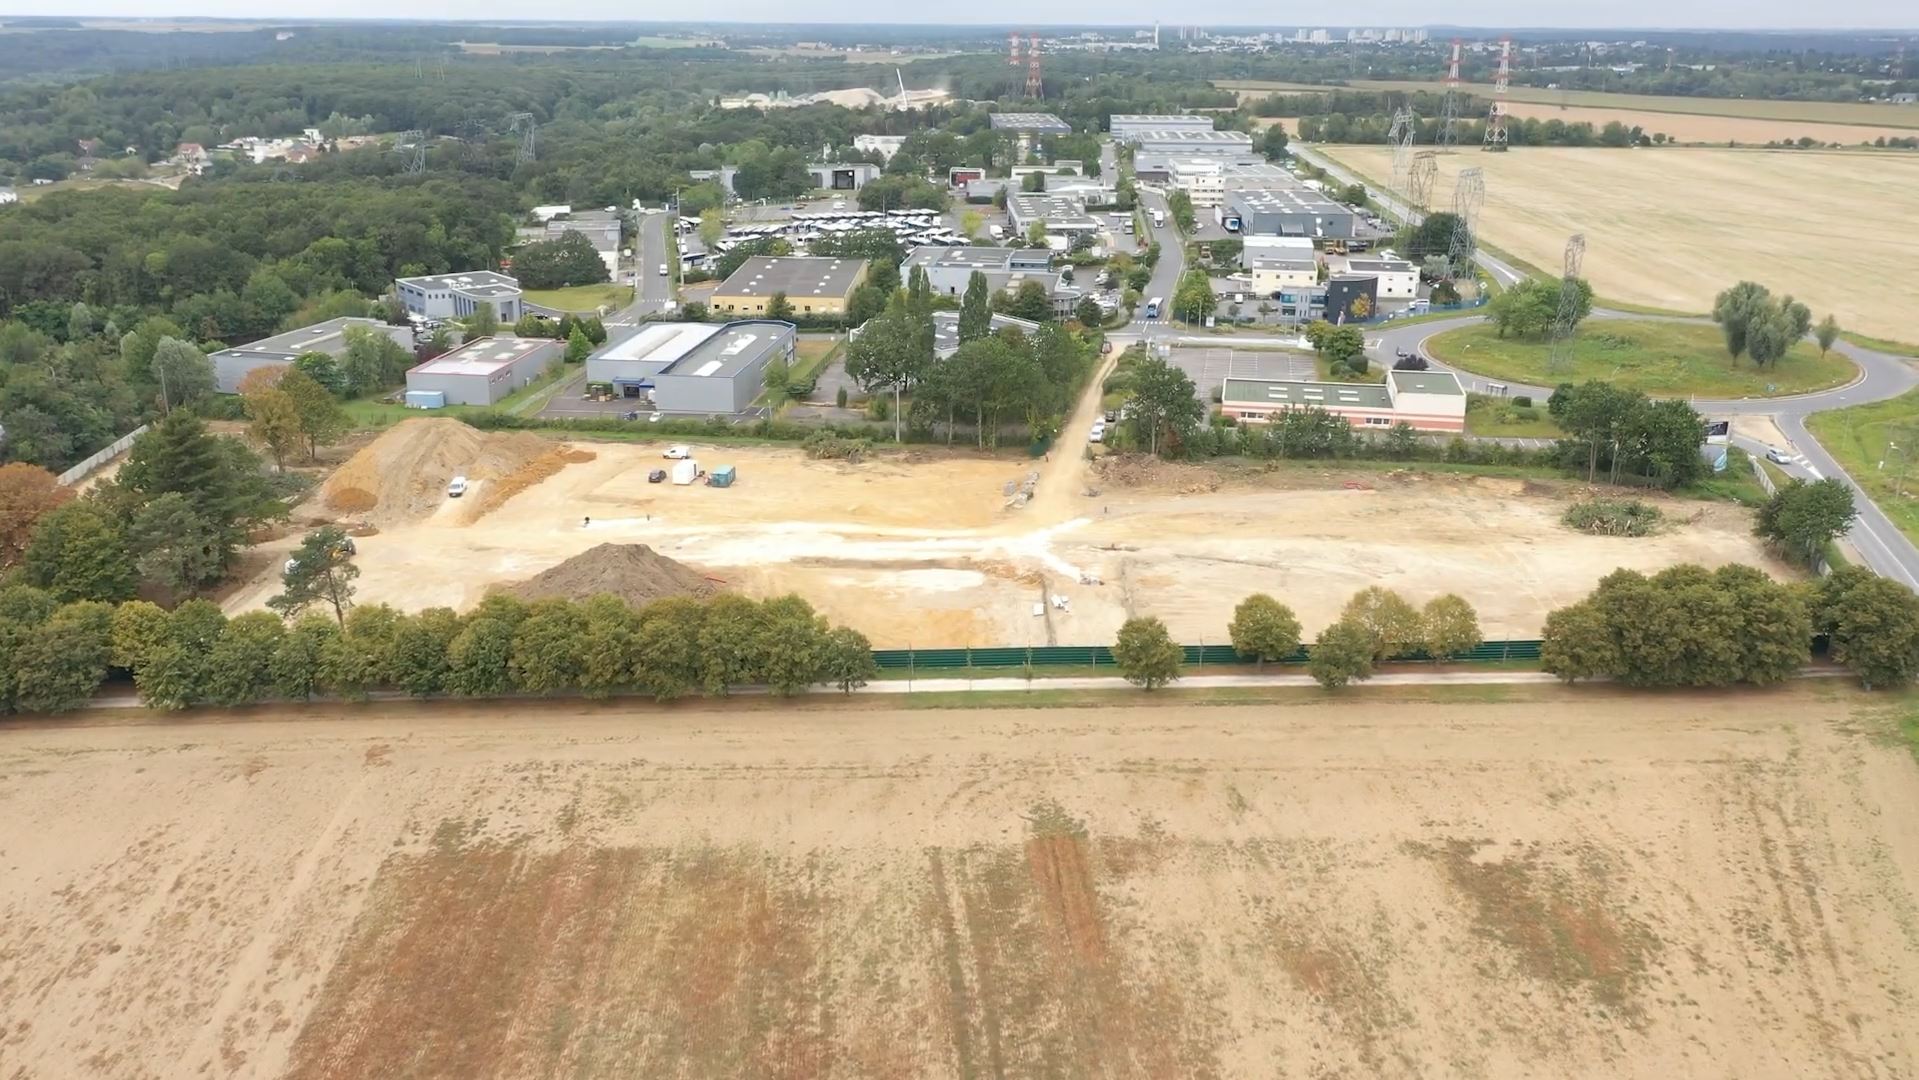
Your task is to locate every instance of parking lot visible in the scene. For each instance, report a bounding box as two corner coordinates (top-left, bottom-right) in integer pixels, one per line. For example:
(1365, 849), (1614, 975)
(1164, 346), (1317, 396)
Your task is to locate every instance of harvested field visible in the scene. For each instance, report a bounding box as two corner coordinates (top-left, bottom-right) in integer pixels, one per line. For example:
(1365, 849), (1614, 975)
(1338, 80), (1919, 128)
(4, 687), (1919, 1077)
(1497, 100), (1919, 146)
(230, 421), (1788, 646)
(1322, 146), (1919, 341)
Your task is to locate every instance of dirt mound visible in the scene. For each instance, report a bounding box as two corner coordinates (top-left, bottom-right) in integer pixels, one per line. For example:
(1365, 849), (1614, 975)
(503, 543), (721, 606)
(1092, 456), (1222, 495)
(318, 419), (555, 526)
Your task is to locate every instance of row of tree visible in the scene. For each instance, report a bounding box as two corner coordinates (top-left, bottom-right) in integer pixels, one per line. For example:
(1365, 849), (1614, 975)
(0, 586), (878, 715)
(1712, 281), (1838, 367)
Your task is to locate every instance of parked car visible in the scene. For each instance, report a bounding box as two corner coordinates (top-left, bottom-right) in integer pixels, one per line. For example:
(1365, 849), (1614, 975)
(1089, 427), (1104, 444)
(1104, 410), (1117, 423)
(1100, 340), (1114, 355)
(647, 469), (667, 483)
(663, 445), (691, 459)
(446, 476), (468, 498)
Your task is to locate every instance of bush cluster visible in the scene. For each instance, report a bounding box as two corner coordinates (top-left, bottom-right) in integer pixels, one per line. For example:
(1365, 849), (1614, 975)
(1562, 498), (1664, 537)
(1541, 565), (1808, 687)
(0, 588), (877, 715)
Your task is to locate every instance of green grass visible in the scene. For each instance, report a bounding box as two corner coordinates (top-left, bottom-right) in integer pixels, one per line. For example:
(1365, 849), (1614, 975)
(523, 284), (633, 314)
(1691, 446), (1771, 508)
(1805, 388), (1919, 547)
(1840, 330), (1919, 359)
(1314, 354), (1387, 384)
(1465, 394), (1563, 438)
(1427, 320), (1855, 398)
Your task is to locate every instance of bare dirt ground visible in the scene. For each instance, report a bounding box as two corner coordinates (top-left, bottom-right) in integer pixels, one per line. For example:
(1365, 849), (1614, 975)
(4, 686), (1919, 1078)
(224, 417), (1788, 648)
(1324, 146), (1919, 342)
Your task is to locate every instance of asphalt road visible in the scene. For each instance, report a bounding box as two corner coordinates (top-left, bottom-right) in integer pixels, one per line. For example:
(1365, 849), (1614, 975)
(1130, 186), (1188, 335)
(605, 210), (677, 330)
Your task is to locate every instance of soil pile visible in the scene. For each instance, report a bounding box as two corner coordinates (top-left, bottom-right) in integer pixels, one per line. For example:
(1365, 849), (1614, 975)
(504, 543), (721, 606)
(1093, 456), (1222, 494)
(318, 419), (554, 525)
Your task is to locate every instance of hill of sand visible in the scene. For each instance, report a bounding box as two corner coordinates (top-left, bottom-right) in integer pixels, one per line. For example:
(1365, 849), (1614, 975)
(503, 542), (720, 606)
(318, 419), (562, 526)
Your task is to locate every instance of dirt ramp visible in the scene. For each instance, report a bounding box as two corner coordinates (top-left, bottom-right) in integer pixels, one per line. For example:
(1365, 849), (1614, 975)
(319, 418), (554, 526)
(503, 543), (721, 606)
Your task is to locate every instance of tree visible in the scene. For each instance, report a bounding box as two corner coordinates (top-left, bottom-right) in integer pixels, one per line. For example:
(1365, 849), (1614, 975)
(958, 271), (991, 344)
(21, 500), (135, 603)
(844, 295), (933, 442)
(279, 368), (349, 461)
(1337, 183), (1369, 207)
(1172, 269), (1214, 323)
(998, 280), (1052, 323)
(765, 292), (795, 323)
(129, 492), (224, 596)
(391, 607), (461, 697)
(1756, 477), (1856, 566)
(1228, 594), (1302, 666)
(634, 596), (706, 700)
(576, 595), (637, 699)
(462, 303), (500, 341)
(1539, 601), (1618, 683)
(1073, 296), (1103, 327)
(269, 527), (360, 625)
(960, 209), (984, 240)
(1306, 321), (1366, 373)
(1126, 357), (1204, 457)
(9, 599), (112, 713)
(1420, 594), (1482, 660)
(564, 325), (592, 364)
(0, 463), (72, 567)
(1165, 189), (1196, 231)
(1712, 281), (1771, 360)
(1815, 314), (1840, 356)
(293, 351), (348, 396)
(1113, 616), (1183, 689)
(698, 206), (725, 248)
(1489, 279), (1570, 340)
(512, 231), (610, 289)
(239, 370), (302, 471)
(1348, 293), (1373, 321)
(1260, 123), (1290, 160)
(510, 600), (589, 694)
(272, 614), (338, 701)
(1340, 586), (1421, 663)
(823, 625), (877, 693)
(761, 358), (792, 402)
(203, 611), (285, 706)
(1309, 619), (1375, 689)
(1814, 566), (1919, 688)
(446, 615), (516, 696)
(119, 413), (281, 571)
(150, 336), (215, 409)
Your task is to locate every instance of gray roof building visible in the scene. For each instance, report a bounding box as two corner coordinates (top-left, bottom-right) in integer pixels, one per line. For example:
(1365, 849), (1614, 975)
(902, 245), (1056, 299)
(586, 320), (796, 415)
(1222, 378), (1391, 410)
(929, 311), (1041, 358)
(1116, 129), (1255, 155)
(394, 270), (523, 323)
(1109, 114), (1215, 138)
(1387, 369), (1465, 397)
(404, 335), (558, 407)
(1226, 188), (1356, 239)
(1133, 149), (1264, 179)
(1216, 161), (1308, 190)
(713, 256), (867, 301)
(808, 161), (883, 191)
(209, 317), (412, 394)
(989, 112), (1072, 134)
(1006, 193), (1100, 236)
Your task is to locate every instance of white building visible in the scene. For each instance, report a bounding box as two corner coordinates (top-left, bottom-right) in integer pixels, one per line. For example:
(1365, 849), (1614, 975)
(1167, 158), (1225, 207)
(1330, 255), (1419, 301)
(853, 134), (907, 161)
(1248, 254), (1318, 295)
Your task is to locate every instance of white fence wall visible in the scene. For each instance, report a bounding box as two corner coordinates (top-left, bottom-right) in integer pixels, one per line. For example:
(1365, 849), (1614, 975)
(55, 425), (148, 486)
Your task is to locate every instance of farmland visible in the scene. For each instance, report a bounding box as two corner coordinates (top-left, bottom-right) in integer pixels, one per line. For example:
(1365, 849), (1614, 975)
(1340, 80), (1919, 128)
(1321, 146), (1919, 343)
(4, 685), (1919, 1077)
(1496, 101), (1919, 147)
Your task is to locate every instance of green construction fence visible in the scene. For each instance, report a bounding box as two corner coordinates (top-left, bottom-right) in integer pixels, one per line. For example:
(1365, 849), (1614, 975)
(869, 640), (1543, 671)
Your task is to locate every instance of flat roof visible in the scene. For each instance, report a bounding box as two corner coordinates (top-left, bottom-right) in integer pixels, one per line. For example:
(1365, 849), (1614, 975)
(714, 256), (867, 299)
(1229, 188), (1350, 215)
(410, 336), (552, 378)
(396, 270), (522, 297)
(211, 317), (391, 364)
(1008, 193), (1099, 229)
(1346, 257), (1416, 273)
(591, 322), (721, 365)
(664, 321), (791, 380)
(1110, 113), (1212, 124)
(1388, 369), (1465, 396)
(989, 112), (1072, 133)
(1120, 129), (1254, 145)
(903, 245), (1053, 272)
(929, 311), (1040, 354)
(1249, 256), (1317, 272)
(1221, 376), (1391, 410)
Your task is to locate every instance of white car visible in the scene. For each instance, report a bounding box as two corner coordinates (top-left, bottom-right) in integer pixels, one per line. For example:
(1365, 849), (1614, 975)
(658, 263), (669, 276)
(663, 445), (691, 459)
(1766, 446), (1793, 465)
(1089, 424), (1105, 444)
(447, 476), (468, 498)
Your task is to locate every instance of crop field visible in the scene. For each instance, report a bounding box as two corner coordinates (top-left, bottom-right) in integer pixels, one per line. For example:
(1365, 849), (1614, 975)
(4, 686), (1919, 1077)
(1322, 146), (1919, 343)
(1340, 80), (1919, 128)
(1496, 101), (1919, 146)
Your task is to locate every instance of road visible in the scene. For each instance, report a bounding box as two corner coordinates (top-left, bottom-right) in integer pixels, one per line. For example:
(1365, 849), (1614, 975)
(608, 209), (677, 329)
(1130, 186), (1188, 335)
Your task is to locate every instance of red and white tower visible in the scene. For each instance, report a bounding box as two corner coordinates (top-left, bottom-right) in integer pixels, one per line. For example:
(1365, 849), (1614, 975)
(1025, 34), (1043, 99)
(1483, 36), (1512, 152)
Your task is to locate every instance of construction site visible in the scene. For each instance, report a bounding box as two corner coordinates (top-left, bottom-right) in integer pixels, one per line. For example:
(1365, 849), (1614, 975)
(223, 414), (1787, 648)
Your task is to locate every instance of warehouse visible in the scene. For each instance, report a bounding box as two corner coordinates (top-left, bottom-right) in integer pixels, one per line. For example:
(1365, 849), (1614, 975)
(1006, 193), (1100, 241)
(393, 270), (524, 323)
(1109, 114), (1215, 138)
(1133, 149), (1263, 181)
(1217, 368), (1465, 432)
(710, 256), (869, 317)
(208, 317), (411, 394)
(403, 336), (558, 407)
(901, 245), (1056, 299)
(1225, 188), (1356, 240)
(988, 112), (1072, 135)
(1217, 161), (1310, 191)
(585, 320), (795, 414)
(807, 161), (882, 192)
(1115, 129), (1255, 156)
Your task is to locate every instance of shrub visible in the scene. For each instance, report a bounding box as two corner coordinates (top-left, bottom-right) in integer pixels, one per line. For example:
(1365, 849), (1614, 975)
(1562, 498), (1664, 537)
(802, 432), (872, 461)
(1511, 395), (1532, 408)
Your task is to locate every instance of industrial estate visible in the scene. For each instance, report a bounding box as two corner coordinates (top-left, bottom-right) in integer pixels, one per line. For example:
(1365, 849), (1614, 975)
(2, 15), (1918, 1080)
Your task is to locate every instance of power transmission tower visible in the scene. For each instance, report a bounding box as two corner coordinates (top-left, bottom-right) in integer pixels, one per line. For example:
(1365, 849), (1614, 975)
(1408, 150), (1438, 213)
(1024, 34), (1043, 99)
(1546, 234), (1588, 375)
(458, 115), (490, 166)
(1387, 107), (1416, 205)
(395, 129), (426, 174)
(1008, 32), (1021, 67)
(1445, 166), (1485, 279)
(1483, 36), (1512, 151)
(507, 113), (537, 165)
(1439, 38), (1464, 151)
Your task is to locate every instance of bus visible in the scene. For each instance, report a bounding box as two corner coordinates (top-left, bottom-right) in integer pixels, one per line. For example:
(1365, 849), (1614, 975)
(1144, 296), (1163, 319)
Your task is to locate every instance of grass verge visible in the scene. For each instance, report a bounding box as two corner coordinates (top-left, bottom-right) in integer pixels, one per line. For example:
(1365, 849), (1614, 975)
(1840, 330), (1919, 359)
(1465, 393), (1562, 438)
(1804, 388), (1919, 547)
(1427, 320), (1854, 398)
(523, 284), (634, 313)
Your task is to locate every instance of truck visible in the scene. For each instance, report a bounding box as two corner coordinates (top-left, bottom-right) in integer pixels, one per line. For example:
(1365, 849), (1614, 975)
(1150, 208), (1165, 228)
(988, 224), (1005, 241)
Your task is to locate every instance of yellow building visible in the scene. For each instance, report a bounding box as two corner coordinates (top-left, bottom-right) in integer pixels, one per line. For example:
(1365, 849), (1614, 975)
(710, 256), (869, 318)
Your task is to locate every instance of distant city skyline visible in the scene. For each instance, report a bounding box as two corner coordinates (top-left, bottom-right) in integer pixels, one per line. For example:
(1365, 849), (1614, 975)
(1, 4), (1916, 31)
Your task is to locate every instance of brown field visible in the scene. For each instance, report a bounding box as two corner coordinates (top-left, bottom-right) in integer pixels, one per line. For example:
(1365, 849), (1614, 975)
(1342, 80), (1919, 129)
(5, 686), (1919, 1077)
(1323, 145), (1919, 341)
(1499, 100), (1919, 146)
(222, 416), (1788, 647)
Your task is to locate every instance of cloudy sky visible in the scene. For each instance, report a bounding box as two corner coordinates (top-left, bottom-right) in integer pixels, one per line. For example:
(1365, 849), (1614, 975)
(4, 3), (1914, 30)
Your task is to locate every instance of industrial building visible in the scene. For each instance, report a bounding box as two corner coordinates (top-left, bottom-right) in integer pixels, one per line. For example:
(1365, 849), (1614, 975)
(394, 270), (524, 324)
(1132, 149), (1263, 181)
(1224, 188), (1356, 239)
(688, 166), (739, 196)
(1329, 255), (1419, 301)
(1006, 193), (1100, 241)
(403, 336), (558, 407)
(1109, 114), (1215, 139)
(853, 134), (906, 161)
(929, 311), (1040, 358)
(1248, 252), (1319, 295)
(710, 256), (869, 318)
(807, 161), (883, 192)
(1115, 129), (1255, 156)
(208, 317), (412, 394)
(1324, 275), (1379, 321)
(540, 209), (623, 280)
(1216, 161), (1307, 191)
(902, 245), (1056, 299)
(1167, 159), (1225, 207)
(1218, 368), (1465, 432)
(584, 320), (796, 414)
(987, 112), (1073, 135)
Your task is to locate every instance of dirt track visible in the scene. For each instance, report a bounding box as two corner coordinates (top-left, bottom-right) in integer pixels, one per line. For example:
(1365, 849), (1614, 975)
(3, 687), (1919, 1077)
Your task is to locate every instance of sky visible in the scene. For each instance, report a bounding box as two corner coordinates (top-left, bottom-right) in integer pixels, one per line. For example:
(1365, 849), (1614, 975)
(3, 3), (1915, 30)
